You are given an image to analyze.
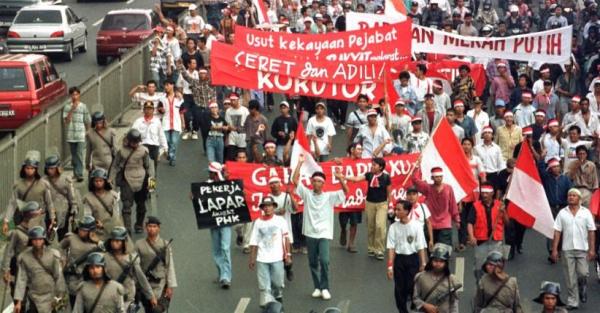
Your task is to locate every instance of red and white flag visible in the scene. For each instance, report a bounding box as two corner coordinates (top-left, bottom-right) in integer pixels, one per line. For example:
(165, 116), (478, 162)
(420, 118), (478, 201)
(384, 0), (407, 16)
(506, 142), (555, 239)
(252, 0), (271, 25)
(290, 112), (322, 177)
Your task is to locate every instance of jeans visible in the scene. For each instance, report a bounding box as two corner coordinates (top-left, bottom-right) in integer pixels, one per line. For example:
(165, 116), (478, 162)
(256, 261), (285, 306)
(164, 130), (180, 161)
(210, 226), (232, 283)
(206, 136), (224, 164)
(68, 141), (85, 178)
(306, 237), (330, 290)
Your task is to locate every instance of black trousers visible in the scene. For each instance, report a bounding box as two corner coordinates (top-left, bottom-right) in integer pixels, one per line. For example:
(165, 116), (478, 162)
(459, 202), (474, 245)
(291, 213), (305, 248)
(393, 253), (419, 313)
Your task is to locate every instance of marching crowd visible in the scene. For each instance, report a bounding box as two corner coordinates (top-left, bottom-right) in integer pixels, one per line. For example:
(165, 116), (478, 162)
(6, 0), (600, 312)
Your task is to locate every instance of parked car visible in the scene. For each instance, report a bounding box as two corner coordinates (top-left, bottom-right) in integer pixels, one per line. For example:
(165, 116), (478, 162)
(0, 54), (67, 131)
(96, 9), (155, 66)
(0, 0), (61, 36)
(7, 4), (87, 61)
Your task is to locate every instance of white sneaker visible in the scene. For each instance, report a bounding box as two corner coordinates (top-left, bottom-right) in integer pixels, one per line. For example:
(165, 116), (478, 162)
(191, 131), (199, 140)
(321, 289), (331, 300)
(340, 125), (346, 130)
(182, 132), (190, 140)
(311, 289), (321, 298)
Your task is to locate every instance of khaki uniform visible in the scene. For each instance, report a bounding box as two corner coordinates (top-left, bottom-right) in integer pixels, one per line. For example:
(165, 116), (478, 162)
(2, 225), (30, 295)
(83, 190), (122, 241)
(111, 145), (153, 230)
(14, 246), (66, 312)
(135, 236), (177, 297)
(85, 127), (117, 171)
(5, 179), (55, 228)
(413, 271), (459, 313)
(72, 280), (125, 313)
(104, 252), (154, 307)
(59, 233), (101, 297)
(43, 175), (78, 233)
(474, 274), (523, 313)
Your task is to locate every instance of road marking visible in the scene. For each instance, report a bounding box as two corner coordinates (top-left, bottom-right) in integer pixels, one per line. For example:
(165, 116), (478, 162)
(92, 18), (104, 27)
(455, 257), (464, 292)
(126, 0), (135, 3)
(234, 298), (251, 313)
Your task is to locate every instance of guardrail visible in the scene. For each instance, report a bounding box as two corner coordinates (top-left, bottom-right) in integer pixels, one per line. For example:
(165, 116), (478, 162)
(0, 37), (152, 211)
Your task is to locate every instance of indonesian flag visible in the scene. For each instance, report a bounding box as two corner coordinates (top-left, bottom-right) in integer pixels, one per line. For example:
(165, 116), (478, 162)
(419, 118), (478, 201)
(590, 189), (600, 216)
(290, 112), (322, 177)
(384, 0), (408, 16)
(506, 142), (555, 239)
(252, 0), (271, 25)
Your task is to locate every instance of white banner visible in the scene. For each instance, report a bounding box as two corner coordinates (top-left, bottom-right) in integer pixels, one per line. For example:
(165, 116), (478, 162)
(346, 12), (573, 64)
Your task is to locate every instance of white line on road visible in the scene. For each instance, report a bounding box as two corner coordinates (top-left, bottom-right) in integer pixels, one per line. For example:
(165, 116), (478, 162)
(234, 298), (251, 313)
(93, 18), (104, 27)
(455, 257), (465, 292)
(126, 0), (135, 4)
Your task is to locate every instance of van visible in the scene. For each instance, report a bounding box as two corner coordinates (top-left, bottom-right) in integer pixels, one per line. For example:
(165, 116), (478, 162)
(0, 54), (67, 130)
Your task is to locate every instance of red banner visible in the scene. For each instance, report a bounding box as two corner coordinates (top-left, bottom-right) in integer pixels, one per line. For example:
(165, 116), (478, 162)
(226, 154), (419, 220)
(233, 21), (413, 62)
(212, 41), (390, 84)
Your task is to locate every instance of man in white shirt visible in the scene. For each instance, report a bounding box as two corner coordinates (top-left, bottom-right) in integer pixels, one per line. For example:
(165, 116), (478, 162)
(533, 67), (552, 95)
(410, 64), (432, 108)
(163, 26), (182, 83)
(225, 93), (250, 161)
(177, 59), (199, 140)
(514, 91), (536, 128)
(551, 189), (596, 310)
(306, 102), (336, 161)
(467, 97), (490, 146)
(562, 96), (583, 129)
(129, 80), (165, 112)
(157, 80), (184, 166)
(354, 109), (393, 158)
(406, 187), (433, 250)
(183, 4), (205, 38)
(346, 94), (369, 142)
(292, 155), (348, 301)
(432, 80), (451, 115)
(474, 126), (506, 187)
(268, 176), (297, 281)
(131, 102), (168, 174)
(249, 196), (292, 307)
(562, 125), (593, 173)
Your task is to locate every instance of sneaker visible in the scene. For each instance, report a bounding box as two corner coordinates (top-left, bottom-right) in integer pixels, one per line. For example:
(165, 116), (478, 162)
(376, 252), (385, 260)
(191, 131), (199, 140)
(321, 289), (331, 300)
(182, 131), (190, 140)
(340, 125), (346, 130)
(220, 280), (230, 289)
(311, 289), (321, 298)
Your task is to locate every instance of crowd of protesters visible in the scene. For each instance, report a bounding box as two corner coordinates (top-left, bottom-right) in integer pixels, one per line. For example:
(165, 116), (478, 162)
(7, 0), (600, 312)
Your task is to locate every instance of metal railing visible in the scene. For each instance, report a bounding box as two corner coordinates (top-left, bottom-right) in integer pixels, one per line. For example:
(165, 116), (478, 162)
(0, 38), (152, 211)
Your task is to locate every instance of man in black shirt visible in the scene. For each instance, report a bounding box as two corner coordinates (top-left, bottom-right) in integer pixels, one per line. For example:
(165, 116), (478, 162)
(270, 101), (298, 163)
(345, 158), (392, 260)
(181, 38), (204, 70)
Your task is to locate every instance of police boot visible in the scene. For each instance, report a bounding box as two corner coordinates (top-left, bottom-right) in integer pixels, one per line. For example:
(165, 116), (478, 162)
(123, 213), (133, 234)
(578, 277), (588, 303)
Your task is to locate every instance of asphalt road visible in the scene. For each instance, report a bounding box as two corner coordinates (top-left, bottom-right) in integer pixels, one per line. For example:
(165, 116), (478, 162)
(50, 0), (158, 87)
(141, 103), (600, 313)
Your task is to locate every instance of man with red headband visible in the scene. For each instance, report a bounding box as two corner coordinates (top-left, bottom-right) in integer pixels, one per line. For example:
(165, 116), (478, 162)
(412, 164), (460, 249)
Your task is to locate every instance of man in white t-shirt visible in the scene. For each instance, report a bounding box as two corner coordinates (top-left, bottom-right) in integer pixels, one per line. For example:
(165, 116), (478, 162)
(292, 154), (348, 301)
(183, 5), (205, 38)
(406, 187), (433, 250)
(306, 102), (336, 162)
(156, 80), (184, 166)
(249, 196), (292, 307)
(129, 80), (165, 113)
(225, 93), (250, 161)
(268, 176), (297, 282)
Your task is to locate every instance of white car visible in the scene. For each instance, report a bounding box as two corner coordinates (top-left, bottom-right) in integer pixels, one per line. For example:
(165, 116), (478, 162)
(7, 4), (87, 61)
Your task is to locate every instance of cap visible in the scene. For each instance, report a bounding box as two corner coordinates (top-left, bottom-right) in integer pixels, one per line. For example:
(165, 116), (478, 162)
(110, 226), (128, 241)
(208, 102), (218, 109)
(522, 126), (533, 135)
(547, 119), (559, 127)
(28, 226), (46, 240)
(280, 101), (290, 108)
(430, 245), (450, 261)
(366, 109), (378, 117)
(453, 100), (464, 108)
(481, 125), (494, 134)
(259, 196), (278, 209)
(546, 158), (560, 170)
(315, 13), (323, 19)
(21, 201), (41, 215)
(316, 102), (326, 109)
(143, 101), (154, 109)
(229, 92), (239, 100)
(411, 116), (423, 123)
(394, 99), (406, 106)
(78, 215), (97, 231)
(509, 4), (519, 12)
(480, 184), (494, 193)
(90, 168), (109, 180)
(494, 99), (506, 107)
(431, 167), (443, 176)
(146, 216), (161, 225)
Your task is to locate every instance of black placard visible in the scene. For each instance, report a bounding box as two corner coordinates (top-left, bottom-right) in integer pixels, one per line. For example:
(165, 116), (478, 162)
(191, 180), (251, 229)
